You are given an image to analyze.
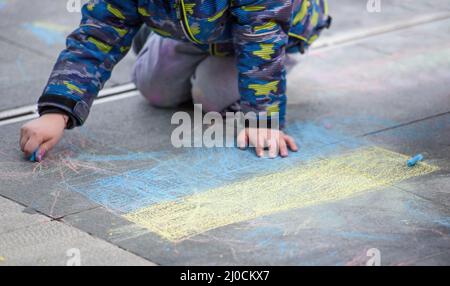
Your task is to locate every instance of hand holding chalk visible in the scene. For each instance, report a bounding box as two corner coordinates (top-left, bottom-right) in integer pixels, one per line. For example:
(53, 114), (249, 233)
(20, 113), (67, 162)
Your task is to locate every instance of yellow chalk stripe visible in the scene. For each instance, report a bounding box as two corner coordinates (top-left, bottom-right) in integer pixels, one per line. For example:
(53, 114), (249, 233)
(124, 147), (438, 242)
(33, 21), (69, 33)
(248, 80), (279, 96)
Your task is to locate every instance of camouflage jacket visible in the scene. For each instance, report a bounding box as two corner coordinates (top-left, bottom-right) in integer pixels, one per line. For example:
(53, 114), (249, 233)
(38, 0), (330, 129)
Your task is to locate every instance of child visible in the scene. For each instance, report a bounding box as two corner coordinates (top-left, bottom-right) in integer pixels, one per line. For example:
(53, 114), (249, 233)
(20, 0), (331, 161)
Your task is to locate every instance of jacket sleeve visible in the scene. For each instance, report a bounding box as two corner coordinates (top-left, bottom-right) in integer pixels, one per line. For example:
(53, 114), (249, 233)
(38, 0), (142, 128)
(231, 0), (292, 129)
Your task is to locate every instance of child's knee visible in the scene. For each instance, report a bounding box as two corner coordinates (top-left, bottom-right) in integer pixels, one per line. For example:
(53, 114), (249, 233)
(133, 66), (191, 108)
(139, 86), (188, 108)
(191, 56), (239, 112)
(145, 95), (176, 108)
(134, 77), (190, 109)
(132, 58), (176, 108)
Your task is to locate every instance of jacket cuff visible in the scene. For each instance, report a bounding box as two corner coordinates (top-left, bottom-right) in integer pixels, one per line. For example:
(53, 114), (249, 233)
(38, 95), (90, 129)
(240, 111), (285, 130)
(244, 118), (284, 130)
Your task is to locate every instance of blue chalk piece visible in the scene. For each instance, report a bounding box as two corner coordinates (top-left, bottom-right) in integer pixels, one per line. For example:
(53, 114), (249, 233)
(407, 154), (423, 167)
(29, 149), (39, 162)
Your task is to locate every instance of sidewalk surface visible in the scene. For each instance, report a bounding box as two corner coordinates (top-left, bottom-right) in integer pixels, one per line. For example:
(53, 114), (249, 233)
(0, 0), (449, 265)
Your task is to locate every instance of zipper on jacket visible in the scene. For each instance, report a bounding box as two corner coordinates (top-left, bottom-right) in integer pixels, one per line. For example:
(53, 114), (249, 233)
(175, 0), (202, 44)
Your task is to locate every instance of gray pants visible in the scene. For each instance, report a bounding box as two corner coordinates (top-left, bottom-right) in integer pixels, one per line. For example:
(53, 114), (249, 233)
(132, 34), (298, 112)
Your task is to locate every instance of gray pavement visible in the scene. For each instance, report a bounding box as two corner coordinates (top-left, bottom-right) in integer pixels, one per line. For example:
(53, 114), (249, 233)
(0, 0), (449, 265)
(0, 196), (154, 266)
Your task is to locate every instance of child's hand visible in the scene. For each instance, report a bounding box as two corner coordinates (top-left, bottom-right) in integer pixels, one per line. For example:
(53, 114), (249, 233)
(237, 127), (298, 158)
(19, 113), (68, 162)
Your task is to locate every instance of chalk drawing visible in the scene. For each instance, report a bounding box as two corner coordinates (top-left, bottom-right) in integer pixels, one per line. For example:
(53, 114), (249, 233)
(22, 21), (70, 46)
(434, 217), (450, 229)
(4, 119), (438, 243)
(303, 45), (450, 97)
(124, 147), (438, 241)
(0, 0), (7, 10)
(403, 198), (450, 229)
(15, 55), (29, 80)
(66, 122), (364, 213)
(333, 231), (399, 242)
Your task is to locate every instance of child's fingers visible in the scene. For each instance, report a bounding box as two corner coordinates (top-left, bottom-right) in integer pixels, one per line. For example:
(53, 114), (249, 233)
(255, 133), (266, 157)
(20, 133), (30, 152)
(36, 137), (59, 162)
(23, 136), (42, 158)
(284, 135), (298, 152)
(255, 145), (264, 157)
(237, 130), (248, 149)
(268, 136), (279, 158)
(279, 138), (288, 157)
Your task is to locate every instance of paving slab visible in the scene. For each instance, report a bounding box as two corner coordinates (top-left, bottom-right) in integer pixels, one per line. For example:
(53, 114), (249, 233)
(287, 18), (450, 136)
(0, 196), (155, 265)
(0, 40), (56, 112)
(0, 196), (49, 235)
(366, 114), (450, 208)
(326, 0), (450, 37)
(0, 220), (156, 266)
